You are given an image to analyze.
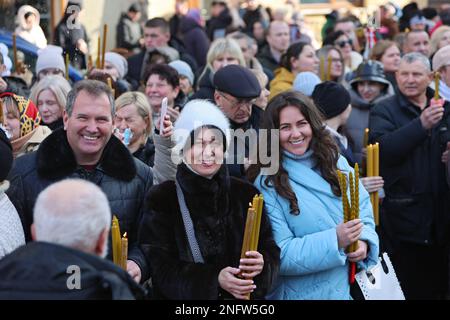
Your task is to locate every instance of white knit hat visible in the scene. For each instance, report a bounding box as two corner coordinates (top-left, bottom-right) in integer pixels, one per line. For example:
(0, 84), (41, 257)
(293, 71), (322, 97)
(36, 45), (65, 76)
(105, 52), (128, 79)
(174, 99), (231, 152)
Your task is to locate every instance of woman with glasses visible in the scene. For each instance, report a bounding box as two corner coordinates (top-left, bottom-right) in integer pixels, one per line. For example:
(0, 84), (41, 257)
(316, 45), (344, 83)
(269, 42), (319, 100)
(324, 30), (363, 75)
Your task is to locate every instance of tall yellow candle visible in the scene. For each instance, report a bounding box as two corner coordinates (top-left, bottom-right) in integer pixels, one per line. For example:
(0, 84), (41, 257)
(252, 195), (263, 251)
(120, 232), (128, 270)
(349, 171), (355, 221)
(101, 24), (108, 69)
(12, 33), (18, 72)
(366, 144), (374, 177)
(320, 56), (325, 81)
(363, 128), (369, 148)
(65, 53), (69, 80)
(96, 36), (101, 69)
(111, 215), (121, 265)
(327, 56), (332, 81)
(434, 72), (440, 100)
(353, 164), (360, 252)
(241, 207), (256, 259)
(88, 55), (93, 70)
(373, 143), (380, 225)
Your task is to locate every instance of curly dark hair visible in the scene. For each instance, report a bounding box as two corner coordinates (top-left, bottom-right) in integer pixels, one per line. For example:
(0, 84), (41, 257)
(248, 91), (341, 215)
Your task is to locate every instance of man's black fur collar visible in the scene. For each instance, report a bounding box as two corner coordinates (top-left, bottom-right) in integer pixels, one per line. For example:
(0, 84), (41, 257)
(36, 128), (137, 181)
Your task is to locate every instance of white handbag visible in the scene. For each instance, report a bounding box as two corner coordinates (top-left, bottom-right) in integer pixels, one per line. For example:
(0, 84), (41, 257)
(355, 252), (405, 300)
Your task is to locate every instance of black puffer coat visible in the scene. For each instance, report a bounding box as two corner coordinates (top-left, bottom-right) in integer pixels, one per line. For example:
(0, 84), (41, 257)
(7, 128), (153, 279)
(0, 242), (146, 299)
(139, 163), (280, 300)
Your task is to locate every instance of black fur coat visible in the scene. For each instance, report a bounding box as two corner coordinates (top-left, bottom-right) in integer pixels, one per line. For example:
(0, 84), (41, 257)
(139, 163), (280, 300)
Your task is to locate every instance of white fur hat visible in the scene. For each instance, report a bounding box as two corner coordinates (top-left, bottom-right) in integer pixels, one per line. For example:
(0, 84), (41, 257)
(174, 99), (231, 151)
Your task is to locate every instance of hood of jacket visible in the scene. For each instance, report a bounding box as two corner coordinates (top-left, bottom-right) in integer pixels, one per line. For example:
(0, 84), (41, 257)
(16, 5), (41, 30)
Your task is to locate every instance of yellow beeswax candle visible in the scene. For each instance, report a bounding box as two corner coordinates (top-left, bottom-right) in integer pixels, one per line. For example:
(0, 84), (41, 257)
(96, 36), (101, 69)
(435, 72), (440, 100)
(101, 24), (108, 69)
(65, 53), (69, 80)
(121, 232), (128, 270)
(111, 216), (121, 266)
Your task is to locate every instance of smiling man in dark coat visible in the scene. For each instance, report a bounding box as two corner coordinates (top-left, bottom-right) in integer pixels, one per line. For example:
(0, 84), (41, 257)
(7, 80), (153, 284)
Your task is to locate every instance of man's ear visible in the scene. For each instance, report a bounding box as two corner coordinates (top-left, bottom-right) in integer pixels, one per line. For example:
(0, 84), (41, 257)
(95, 227), (109, 258)
(31, 224), (37, 241)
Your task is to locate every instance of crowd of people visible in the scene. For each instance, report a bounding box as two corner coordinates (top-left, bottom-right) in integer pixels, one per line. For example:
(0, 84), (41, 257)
(0, 0), (450, 300)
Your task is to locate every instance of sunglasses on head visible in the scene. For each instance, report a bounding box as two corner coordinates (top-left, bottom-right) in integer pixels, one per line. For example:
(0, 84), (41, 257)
(335, 39), (353, 48)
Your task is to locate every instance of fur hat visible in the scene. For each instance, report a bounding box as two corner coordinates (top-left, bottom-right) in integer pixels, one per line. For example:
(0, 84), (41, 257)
(174, 99), (230, 151)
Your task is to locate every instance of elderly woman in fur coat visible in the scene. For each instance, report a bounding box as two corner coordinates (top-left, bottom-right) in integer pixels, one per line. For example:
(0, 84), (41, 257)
(139, 100), (280, 300)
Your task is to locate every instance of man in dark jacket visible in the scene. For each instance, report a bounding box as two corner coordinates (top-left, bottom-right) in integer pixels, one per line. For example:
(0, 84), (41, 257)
(126, 17), (198, 89)
(0, 179), (146, 300)
(116, 3), (143, 54)
(256, 21), (290, 74)
(213, 65), (262, 179)
(7, 80), (153, 285)
(369, 52), (450, 299)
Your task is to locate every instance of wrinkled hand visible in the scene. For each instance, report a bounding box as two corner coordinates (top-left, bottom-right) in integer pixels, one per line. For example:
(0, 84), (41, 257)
(127, 260), (142, 283)
(218, 267), (256, 300)
(239, 251), (264, 279)
(360, 176), (384, 193)
(420, 98), (444, 130)
(347, 240), (368, 263)
(336, 219), (362, 249)
(442, 142), (450, 163)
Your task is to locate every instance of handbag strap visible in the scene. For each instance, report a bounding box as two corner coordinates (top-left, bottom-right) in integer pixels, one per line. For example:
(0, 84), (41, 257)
(175, 179), (205, 263)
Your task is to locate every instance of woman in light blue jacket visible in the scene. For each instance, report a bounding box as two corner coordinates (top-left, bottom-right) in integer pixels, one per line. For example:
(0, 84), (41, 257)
(251, 91), (379, 300)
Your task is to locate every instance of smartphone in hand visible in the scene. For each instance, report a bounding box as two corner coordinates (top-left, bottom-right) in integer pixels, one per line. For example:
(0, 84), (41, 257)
(160, 97), (168, 133)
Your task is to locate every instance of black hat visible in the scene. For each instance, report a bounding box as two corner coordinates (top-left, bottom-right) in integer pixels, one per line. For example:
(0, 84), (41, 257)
(311, 81), (351, 120)
(0, 128), (13, 182)
(348, 60), (391, 91)
(213, 65), (261, 99)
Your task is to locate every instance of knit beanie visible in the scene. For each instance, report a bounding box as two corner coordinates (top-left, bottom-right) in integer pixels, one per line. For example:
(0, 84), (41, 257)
(169, 60), (195, 85)
(0, 128), (13, 182)
(174, 99), (230, 151)
(311, 81), (351, 120)
(292, 72), (322, 97)
(105, 52), (128, 79)
(36, 45), (65, 76)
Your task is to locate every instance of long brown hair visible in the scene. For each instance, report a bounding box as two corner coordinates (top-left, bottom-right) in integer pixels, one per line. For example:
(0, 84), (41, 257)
(248, 91), (341, 215)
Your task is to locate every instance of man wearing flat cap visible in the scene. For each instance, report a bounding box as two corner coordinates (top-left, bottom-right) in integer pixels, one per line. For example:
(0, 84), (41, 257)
(213, 64), (262, 178)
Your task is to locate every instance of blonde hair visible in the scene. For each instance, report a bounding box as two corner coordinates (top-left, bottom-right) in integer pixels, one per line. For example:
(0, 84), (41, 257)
(197, 38), (246, 85)
(430, 26), (450, 57)
(251, 68), (268, 88)
(29, 75), (71, 113)
(115, 91), (152, 139)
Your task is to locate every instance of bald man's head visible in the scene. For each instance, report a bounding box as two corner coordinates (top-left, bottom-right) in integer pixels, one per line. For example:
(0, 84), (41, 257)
(404, 30), (431, 57)
(267, 21), (290, 54)
(32, 179), (111, 257)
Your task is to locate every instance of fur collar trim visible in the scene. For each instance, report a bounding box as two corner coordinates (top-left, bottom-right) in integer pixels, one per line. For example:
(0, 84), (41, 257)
(36, 128), (137, 181)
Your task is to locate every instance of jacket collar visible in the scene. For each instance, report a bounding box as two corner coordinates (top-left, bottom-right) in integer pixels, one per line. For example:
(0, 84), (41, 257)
(36, 128), (137, 181)
(397, 87), (436, 115)
(176, 162), (230, 196)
